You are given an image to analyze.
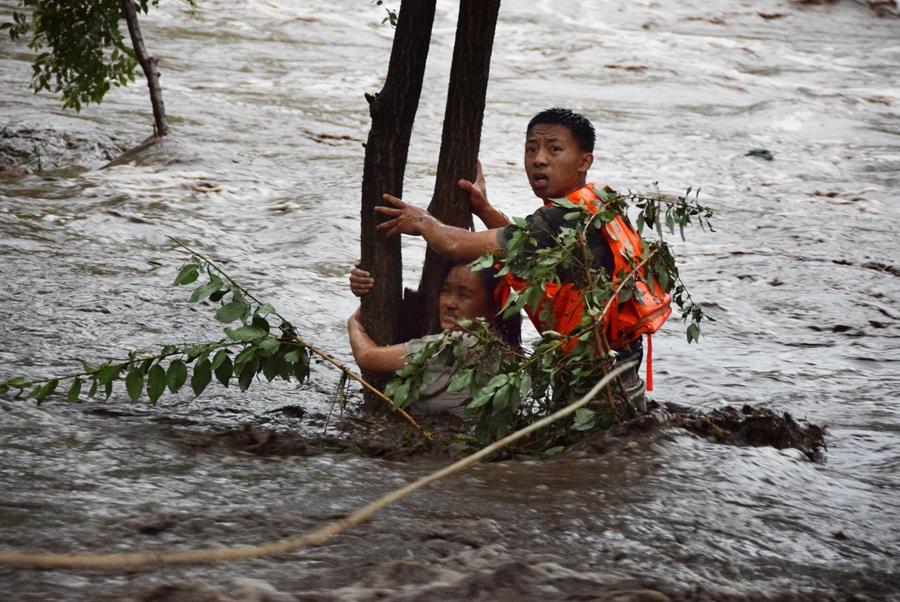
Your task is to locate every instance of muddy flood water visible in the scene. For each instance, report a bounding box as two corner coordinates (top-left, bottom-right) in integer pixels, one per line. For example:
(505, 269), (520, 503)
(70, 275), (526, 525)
(1, 0), (899, 600)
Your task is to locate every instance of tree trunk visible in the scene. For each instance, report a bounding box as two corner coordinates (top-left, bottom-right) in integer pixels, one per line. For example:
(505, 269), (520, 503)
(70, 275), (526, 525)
(359, 0), (437, 399)
(416, 0), (501, 336)
(119, 0), (168, 137)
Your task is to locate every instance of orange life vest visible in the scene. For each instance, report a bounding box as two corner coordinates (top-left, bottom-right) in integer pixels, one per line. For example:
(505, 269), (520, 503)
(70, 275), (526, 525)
(498, 184), (672, 389)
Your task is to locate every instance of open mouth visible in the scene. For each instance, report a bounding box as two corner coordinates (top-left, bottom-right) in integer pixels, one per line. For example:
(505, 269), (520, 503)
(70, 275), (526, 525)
(531, 174), (549, 188)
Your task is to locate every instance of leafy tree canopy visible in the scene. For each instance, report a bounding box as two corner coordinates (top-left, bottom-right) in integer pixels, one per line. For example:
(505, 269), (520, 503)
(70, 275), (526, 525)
(2, 0), (194, 111)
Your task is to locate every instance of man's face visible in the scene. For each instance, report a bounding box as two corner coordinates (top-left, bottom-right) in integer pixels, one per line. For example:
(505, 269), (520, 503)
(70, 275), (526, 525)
(524, 123), (593, 199)
(439, 265), (493, 332)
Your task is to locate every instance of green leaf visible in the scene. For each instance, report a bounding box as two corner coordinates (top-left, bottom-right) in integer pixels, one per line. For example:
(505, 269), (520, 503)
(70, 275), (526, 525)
(191, 358), (212, 396)
(255, 303), (276, 317)
(209, 287), (230, 303)
(97, 364), (121, 386)
(258, 337), (280, 357)
(6, 376), (30, 388)
(262, 357), (279, 382)
(388, 380), (410, 408)
(469, 254), (495, 272)
(384, 377), (399, 400)
(491, 384), (511, 413)
(468, 390), (494, 409)
(88, 377), (99, 398)
(686, 322), (701, 344)
(125, 368), (144, 401)
(67, 378), (82, 401)
(34, 379), (58, 403)
(251, 314), (271, 335)
(233, 346), (257, 372)
(551, 197), (578, 209)
(518, 372), (532, 398)
(572, 408), (597, 431)
(448, 368), (474, 393)
(226, 325), (267, 342)
(185, 345), (207, 361)
(0, 384), (8, 396)
(214, 354), (233, 387)
(215, 299), (248, 323)
(277, 351), (294, 381)
(166, 359), (188, 393)
(238, 359), (258, 392)
(211, 349), (230, 370)
(284, 350), (300, 364)
(174, 263), (199, 285)
(189, 275), (223, 303)
(147, 364), (166, 404)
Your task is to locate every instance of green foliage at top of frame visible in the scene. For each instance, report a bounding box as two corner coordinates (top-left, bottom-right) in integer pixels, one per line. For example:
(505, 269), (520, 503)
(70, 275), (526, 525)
(2, 0), (195, 111)
(385, 185), (714, 451)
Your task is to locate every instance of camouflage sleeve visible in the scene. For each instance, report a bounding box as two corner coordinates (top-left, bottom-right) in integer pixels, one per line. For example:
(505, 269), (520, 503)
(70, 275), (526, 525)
(496, 206), (566, 250)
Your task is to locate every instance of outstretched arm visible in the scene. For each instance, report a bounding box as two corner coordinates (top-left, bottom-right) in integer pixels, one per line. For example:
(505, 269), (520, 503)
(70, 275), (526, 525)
(458, 160), (511, 229)
(376, 194), (501, 262)
(347, 309), (409, 373)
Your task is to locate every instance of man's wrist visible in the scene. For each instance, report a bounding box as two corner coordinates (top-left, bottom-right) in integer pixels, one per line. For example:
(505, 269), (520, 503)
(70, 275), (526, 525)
(417, 213), (438, 235)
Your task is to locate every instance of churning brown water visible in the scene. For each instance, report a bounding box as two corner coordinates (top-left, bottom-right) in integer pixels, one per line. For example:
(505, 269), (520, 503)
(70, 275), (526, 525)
(1, 0), (898, 600)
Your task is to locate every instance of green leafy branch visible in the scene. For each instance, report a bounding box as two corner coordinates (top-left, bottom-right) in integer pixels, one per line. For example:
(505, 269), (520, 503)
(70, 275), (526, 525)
(1, 238), (432, 440)
(626, 184), (715, 241)
(386, 185), (714, 450)
(598, 184), (713, 343)
(2, 0), (196, 111)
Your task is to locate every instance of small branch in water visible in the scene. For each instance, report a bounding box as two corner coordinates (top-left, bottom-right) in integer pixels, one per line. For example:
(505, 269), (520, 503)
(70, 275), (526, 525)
(168, 237), (268, 311)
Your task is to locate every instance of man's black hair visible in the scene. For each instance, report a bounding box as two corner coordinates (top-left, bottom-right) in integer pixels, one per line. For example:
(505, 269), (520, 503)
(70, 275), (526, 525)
(527, 107), (595, 153)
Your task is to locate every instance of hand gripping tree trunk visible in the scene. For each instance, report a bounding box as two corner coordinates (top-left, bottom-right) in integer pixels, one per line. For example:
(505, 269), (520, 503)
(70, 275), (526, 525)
(359, 0), (437, 400)
(119, 0), (168, 137)
(416, 0), (502, 335)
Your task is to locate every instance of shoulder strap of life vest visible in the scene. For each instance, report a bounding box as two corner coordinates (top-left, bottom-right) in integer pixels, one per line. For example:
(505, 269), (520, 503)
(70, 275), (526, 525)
(568, 184), (671, 391)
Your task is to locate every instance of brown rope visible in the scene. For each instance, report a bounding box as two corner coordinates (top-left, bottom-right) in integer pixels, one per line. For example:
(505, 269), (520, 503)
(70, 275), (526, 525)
(0, 362), (635, 571)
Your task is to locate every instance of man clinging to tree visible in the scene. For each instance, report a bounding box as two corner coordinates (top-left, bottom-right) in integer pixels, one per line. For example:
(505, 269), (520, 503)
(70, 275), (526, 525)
(377, 108), (669, 408)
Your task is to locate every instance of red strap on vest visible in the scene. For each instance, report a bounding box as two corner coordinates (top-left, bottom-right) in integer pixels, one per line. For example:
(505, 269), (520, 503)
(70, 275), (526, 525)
(646, 334), (653, 392)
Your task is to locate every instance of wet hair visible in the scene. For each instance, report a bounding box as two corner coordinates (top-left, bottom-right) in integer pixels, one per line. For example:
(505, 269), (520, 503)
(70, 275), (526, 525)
(442, 262), (522, 347)
(527, 107), (595, 153)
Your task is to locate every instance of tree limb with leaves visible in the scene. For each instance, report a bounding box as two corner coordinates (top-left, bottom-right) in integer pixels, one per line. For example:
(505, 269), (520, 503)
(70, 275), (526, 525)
(2, 0), (194, 138)
(0, 238), (433, 441)
(382, 186), (714, 451)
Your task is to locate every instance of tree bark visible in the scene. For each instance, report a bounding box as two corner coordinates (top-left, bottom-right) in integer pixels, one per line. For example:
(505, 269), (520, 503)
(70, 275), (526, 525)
(359, 0), (437, 398)
(416, 0), (501, 336)
(120, 0), (168, 137)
